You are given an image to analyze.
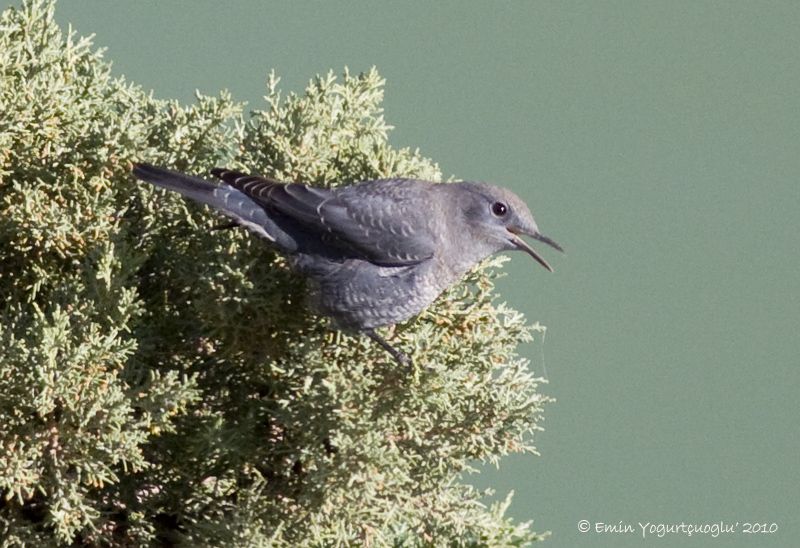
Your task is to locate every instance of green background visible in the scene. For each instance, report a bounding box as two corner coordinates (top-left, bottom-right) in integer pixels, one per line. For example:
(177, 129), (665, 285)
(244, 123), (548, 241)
(11, 1), (799, 545)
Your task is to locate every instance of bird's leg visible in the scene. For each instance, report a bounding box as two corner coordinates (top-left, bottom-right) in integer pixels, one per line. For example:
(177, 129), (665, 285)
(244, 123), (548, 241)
(210, 221), (240, 231)
(363, 328), (412, 369)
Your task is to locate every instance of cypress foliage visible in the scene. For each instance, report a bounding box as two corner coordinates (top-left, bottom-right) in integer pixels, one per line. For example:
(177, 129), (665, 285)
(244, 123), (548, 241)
(0, 1), (552, 545)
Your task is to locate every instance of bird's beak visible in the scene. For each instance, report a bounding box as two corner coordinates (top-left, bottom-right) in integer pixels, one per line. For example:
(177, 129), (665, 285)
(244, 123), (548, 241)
(507, 229), (563, 273)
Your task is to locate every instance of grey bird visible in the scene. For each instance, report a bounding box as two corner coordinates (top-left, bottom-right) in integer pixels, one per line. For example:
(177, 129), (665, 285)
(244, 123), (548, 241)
(132, 163), (562, 365)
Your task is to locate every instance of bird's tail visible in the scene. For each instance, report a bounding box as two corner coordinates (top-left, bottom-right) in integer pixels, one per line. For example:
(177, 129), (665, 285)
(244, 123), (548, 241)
(132, 163), (289, 247)
(133, 163), (221, 204)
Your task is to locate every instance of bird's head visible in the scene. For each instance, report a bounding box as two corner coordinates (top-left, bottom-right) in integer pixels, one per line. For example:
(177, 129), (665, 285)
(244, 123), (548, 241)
(456, 182), (563, 271)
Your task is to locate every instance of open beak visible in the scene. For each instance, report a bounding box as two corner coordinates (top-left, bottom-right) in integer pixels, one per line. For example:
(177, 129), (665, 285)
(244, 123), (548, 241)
(507, 229), (563, 272)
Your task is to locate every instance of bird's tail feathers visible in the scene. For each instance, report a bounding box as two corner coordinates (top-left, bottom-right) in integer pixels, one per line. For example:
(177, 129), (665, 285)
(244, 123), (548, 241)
(133, 163), (219, 204)
(132, 163), (288, 247)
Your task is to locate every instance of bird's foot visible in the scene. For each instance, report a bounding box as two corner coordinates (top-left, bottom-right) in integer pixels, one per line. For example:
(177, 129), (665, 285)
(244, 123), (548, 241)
(209, 221), (240, 231)
(363, 328), (413, 370)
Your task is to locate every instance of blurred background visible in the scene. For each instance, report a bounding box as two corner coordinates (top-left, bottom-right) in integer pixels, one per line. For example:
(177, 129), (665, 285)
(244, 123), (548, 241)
(9, 1), (798, 545)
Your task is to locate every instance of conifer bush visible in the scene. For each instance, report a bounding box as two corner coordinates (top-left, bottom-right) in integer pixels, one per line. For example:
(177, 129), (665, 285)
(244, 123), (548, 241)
(0, 1), (551, 545)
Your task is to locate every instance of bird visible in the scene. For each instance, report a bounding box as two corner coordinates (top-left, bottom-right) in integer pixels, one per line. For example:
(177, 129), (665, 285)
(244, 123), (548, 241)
(131, 163), (562, 366)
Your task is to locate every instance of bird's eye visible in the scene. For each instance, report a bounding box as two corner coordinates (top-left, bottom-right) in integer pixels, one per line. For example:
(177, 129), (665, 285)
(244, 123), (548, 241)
(491, 202), (508, 216)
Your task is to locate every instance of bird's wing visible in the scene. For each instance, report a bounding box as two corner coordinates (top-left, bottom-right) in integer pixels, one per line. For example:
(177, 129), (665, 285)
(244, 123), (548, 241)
(323, 179), (437, 265)
(210, 168), (333, 227)
(211, 169), (436, 265)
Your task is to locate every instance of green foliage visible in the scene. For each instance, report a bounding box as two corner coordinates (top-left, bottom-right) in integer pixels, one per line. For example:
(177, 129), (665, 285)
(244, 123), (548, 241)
(0, 1), (551, 545)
